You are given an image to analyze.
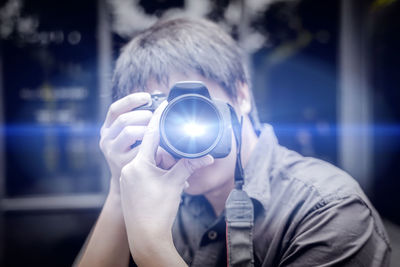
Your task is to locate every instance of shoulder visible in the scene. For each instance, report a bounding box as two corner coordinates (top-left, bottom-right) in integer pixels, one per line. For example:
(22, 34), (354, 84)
(247, 126), (390, 265)
(272, 145), (389, 239)
(276, 146), (362, 201)
(259, 146), (391, 266)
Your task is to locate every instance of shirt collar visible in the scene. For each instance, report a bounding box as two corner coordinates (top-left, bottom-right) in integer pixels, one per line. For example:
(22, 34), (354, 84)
(243, 124), (280, 210)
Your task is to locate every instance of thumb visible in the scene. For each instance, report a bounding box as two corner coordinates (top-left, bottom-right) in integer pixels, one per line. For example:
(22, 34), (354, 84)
(167, 155), (214, 185)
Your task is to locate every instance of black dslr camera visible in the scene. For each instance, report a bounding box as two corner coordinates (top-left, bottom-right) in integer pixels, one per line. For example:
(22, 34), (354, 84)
(137, 81), (232, 158)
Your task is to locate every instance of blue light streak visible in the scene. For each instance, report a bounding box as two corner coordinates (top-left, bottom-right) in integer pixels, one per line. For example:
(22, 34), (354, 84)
(270, 123), (400, 137)
(0, 123), (102, 137)
(0, 123), (399, 138)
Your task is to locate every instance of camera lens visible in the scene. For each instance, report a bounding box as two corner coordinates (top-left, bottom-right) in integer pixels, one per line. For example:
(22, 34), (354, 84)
(160, 94), (222, 158)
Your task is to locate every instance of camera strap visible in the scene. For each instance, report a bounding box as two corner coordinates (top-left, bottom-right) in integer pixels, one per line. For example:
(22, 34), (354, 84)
(225, 105), (254, 267)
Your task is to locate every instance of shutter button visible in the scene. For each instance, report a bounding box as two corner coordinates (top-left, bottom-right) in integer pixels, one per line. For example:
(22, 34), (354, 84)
(208, 230), (218, 240)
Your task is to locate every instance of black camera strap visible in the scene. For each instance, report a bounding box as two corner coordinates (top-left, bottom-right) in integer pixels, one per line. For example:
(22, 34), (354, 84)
(225, 105), (254, 267)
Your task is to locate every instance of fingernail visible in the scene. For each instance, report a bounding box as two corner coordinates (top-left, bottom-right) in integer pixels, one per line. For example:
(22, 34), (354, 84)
(142, 93), (151, 102)
(203, 155), (214, 165)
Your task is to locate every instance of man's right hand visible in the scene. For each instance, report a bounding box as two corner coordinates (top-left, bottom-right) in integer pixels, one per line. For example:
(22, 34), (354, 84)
(99, 92), (153, 194)
(76, 93), (151, 267)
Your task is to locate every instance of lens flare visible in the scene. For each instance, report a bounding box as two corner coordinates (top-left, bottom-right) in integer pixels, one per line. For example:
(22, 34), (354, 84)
(183, 122), (205, 137)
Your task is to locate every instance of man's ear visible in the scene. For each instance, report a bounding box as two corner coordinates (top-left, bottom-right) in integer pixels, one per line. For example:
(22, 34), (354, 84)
(236, 82), (252, 115)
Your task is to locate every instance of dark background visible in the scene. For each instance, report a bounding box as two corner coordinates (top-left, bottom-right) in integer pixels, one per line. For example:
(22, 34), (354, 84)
(0, 0), (399, 266)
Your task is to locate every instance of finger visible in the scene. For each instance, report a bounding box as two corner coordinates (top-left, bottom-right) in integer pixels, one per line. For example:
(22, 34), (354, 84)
(156, 147), (178, 170)
(120, 147), (140, 166)
(167, 155), (214, 185)
(105, 146), (139, 171)
(111, 125), (147, 152)
(137, 101), (168, 162)
(108, 110), (152, 139)
(104, 92), (151, 128)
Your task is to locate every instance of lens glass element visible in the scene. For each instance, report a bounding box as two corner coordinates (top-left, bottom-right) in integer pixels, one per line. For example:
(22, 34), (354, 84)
(162, 96), (221, 157)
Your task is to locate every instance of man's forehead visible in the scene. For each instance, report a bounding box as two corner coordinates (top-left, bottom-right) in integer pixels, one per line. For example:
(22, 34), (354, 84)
(145, 79), (171, 95)
(145, 72), (191, 94)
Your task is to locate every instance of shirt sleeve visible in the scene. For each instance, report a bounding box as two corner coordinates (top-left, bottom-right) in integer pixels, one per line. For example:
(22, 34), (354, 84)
(278, 195), (391, 267)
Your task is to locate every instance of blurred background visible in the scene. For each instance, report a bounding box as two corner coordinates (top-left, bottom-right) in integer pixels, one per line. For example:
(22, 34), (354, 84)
(0, 0), (399, 266)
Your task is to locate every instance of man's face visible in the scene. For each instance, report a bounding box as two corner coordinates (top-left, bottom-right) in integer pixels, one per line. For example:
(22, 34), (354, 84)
(146, 73), (238, 196)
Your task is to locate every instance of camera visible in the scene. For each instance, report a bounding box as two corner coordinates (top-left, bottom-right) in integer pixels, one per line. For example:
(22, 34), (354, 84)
(136, 81), (232, 159)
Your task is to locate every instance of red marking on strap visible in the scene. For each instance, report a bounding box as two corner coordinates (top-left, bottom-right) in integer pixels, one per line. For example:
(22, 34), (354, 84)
(226, 221), (229, 267)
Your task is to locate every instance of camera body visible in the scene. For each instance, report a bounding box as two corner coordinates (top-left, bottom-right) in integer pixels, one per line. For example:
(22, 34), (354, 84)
(136, 93), (166, 111)
(137, 81), (232, 159)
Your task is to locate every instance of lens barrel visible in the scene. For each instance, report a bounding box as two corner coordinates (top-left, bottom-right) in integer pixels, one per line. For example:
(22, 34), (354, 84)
(160, 94), (223, 158)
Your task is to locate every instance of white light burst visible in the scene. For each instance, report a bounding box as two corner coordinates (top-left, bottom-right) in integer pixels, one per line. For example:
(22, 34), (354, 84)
(183, 122), (205, 137)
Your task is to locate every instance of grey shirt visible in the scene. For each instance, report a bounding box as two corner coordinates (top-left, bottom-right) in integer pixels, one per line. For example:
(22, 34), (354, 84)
(172, 125), (391, 267)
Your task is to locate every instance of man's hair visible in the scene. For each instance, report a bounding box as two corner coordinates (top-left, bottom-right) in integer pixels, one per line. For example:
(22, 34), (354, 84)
(112, 17), (249, 100)
(112, 17), (261, 131)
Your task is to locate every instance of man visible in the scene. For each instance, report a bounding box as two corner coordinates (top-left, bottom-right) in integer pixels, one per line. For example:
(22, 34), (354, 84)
(76, 18), (391, 266)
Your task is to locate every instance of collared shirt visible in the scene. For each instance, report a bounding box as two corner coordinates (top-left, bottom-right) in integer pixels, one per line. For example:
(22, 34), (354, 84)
(172, 125), (391, 267)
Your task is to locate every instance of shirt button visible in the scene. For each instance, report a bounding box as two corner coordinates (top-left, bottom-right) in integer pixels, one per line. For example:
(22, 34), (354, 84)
(208, 230), (218, 240)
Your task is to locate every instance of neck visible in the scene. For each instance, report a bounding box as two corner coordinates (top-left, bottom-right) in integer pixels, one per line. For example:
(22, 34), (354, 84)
(205, 116), (259, 217)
